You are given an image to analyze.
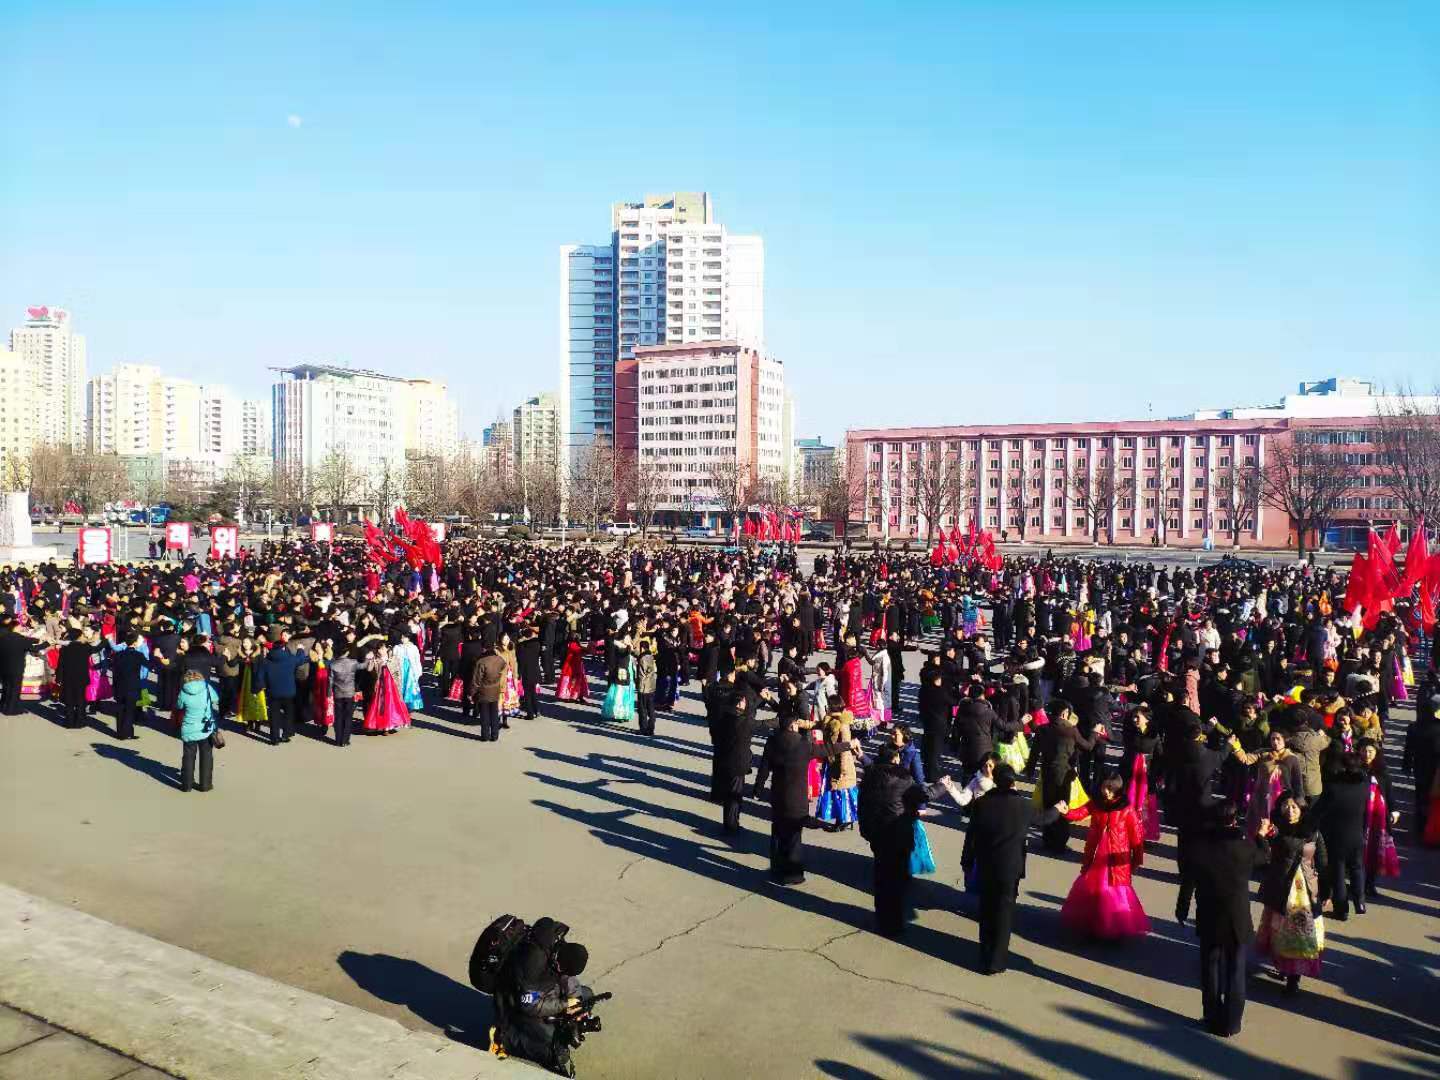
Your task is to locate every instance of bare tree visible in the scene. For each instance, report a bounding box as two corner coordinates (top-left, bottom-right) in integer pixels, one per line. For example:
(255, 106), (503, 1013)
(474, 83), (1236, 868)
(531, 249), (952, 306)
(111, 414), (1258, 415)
(403, 452), (444, 517)
(568, 438), (616, 533)
(816, 458), (865, 534)
(163, 460), (206, 515)
(1261, 434), (1359, 556)
(314, 447), (361, 520)
(25, 443), (70, 512)
(1005, 451), (1042, 541)
(705, 453), (750, 535)
(616, 449), (667, 535)
(910, 440), (967, 541)
(368, 458), (404, 520)
(946, 455), (977, 534)
(1070, 467), (1132, 544)
(271, 461), (311, 523)
(521, 457), (563, 528)
(216, 456), (271, 523)
(1211, 461), (1263, 548)
(1374, 386), (1440, 525)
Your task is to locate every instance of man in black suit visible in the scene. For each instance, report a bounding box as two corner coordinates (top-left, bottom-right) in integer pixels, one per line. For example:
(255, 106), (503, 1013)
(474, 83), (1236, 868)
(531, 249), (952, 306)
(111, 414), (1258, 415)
(0, 617), (34, 716)
(961, 764), (1064, 974)
(107, 633), (147, 740)
(1188, 801), (1264, 1037)
(538, 604), (560, 685)
(516, 626), (542, 720)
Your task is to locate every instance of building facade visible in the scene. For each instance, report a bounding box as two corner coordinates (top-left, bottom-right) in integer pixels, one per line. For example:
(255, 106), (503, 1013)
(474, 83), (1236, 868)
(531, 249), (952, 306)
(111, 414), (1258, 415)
(561, 192), (765, 471)
(10, 306), (86, 448)
(616, 341), (785, 527)
(0, 347), (38, 480)
(402, 378), (460, 460)
(272, 364), (408, 484)
(846, 379), (1436, 549)
(795, 436), (837, 490)
(513, 393), (560, 474)
(481, 417), (514, 482)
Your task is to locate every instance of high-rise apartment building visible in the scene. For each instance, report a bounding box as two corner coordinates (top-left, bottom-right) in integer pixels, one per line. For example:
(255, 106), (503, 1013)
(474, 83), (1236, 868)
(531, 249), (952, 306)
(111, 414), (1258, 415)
(10, 306), (86, 447)
(87, 363), (163, 456)
(401, 378), (460, 459)
(481, 417), (514, 481)
(561, 192), (764, 471)
(0, 348), (38, 479)
(513, 393), (559, 474)
(87, 365), (270, 465)
(240, 399), (272, 458)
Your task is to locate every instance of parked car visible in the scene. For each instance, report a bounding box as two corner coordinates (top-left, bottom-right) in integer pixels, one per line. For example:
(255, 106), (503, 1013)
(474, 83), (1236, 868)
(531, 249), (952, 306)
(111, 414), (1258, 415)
(683, 526), (715, 539)
(603, 521), (640, 537)
(801, 530), (834, 542)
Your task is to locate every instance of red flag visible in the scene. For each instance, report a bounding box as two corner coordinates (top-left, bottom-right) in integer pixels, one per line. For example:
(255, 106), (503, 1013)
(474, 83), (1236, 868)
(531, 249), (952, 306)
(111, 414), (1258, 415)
(929, 542), (945, 567)
(1399, 520), (1430, 594)
(1368, 528), (1402, 599)
(1342, 553), (1372, 614)
(1421, 558), (1440, 631)
(743, 517), (756, 537)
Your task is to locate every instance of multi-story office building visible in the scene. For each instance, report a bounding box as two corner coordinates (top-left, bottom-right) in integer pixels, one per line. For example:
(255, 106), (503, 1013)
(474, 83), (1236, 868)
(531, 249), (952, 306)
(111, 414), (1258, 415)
(615, 341), (785, 528)
(272, 364), (408, 483)
(846, 378), (1440, 549)
(87, 363), (163, 456)
(10, 306), (86, 448)
(513, 393), (560, 474)
(561, 192), (764, 471)
(795, 436), (838, 490)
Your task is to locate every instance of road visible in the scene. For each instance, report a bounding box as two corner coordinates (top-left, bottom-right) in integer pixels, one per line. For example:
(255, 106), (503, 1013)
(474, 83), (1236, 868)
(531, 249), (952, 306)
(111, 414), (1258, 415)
(1, 651), (1436, 1079)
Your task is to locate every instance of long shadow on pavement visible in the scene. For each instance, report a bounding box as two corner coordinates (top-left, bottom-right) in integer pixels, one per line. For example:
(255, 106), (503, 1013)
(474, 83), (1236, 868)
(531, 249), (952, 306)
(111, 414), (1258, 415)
(90, 741), (182, 789)
(336, 950), (492, 1049)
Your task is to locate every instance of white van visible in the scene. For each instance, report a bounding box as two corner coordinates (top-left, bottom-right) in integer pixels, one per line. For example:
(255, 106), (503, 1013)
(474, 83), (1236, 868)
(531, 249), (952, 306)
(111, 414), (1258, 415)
(603, 521), (640, 537)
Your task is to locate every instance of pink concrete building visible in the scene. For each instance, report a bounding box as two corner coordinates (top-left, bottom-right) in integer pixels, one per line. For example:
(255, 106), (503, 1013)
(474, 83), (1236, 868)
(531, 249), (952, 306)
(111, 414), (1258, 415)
(846, 380), (1415, 550)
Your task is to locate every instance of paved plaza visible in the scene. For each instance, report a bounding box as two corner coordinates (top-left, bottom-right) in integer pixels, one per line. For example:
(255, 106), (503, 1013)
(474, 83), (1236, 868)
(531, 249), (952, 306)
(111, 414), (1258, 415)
(2, 648), (1438, 1079)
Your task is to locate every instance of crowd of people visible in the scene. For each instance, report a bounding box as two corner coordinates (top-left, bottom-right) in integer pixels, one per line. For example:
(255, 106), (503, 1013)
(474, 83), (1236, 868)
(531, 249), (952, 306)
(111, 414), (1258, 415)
(1, 532), (1437, 1057)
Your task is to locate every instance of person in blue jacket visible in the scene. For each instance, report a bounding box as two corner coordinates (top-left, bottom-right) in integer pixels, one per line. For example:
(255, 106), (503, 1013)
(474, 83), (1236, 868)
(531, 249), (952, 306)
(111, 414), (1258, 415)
(177, 669), (220, 792)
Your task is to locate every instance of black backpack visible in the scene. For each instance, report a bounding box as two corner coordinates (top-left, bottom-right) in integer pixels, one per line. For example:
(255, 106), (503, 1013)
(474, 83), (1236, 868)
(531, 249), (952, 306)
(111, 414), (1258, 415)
(468, 914), (531, 994)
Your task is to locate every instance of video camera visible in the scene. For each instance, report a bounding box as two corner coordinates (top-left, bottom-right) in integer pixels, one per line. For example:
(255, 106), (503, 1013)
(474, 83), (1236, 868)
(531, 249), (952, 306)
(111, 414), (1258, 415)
(554, 992), (612, 1049)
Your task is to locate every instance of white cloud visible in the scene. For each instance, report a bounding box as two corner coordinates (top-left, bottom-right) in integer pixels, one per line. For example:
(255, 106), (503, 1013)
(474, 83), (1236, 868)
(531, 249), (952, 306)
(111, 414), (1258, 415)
(286, 114), (303, 128)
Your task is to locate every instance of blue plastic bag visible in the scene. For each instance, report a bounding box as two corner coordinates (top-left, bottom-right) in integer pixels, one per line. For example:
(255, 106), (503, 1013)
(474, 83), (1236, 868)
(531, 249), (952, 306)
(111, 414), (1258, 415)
(909, 819), (936, 876)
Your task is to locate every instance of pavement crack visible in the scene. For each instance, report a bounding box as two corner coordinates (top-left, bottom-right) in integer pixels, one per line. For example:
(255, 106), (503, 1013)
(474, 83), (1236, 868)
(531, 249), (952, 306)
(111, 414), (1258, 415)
(616, 856), (644, 881)
(595, 891), (756, 983)
(728, 932), (992, 1012)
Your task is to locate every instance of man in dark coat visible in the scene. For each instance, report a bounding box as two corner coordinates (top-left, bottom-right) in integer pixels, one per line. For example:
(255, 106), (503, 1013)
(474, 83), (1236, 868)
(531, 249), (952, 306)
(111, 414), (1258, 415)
(1189, 801), (1263, 1037)
(886, 630), (905, 721)
(961, 765), (1059, 974)
(538, 603), (560, 685)
(57, 631), (101, 729)
(107, 633), (147, 740)
(754, 713), (832, 884)
(709, 679), (754, 835)
(1171, 723), (1241, 925)
(0, 617), (34, 716)
(1026, 702), (1097, 852)
(858, 745), (941, 936)
(951, 683), (998, 777)
(917, 666), (959, 783)
(1311, 752), (1370, 919)
(516, 627), (542, 720)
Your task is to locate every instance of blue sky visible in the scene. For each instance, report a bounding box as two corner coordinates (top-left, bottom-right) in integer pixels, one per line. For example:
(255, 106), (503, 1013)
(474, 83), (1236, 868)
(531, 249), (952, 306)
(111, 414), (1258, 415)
(3, 2), (1437, 440)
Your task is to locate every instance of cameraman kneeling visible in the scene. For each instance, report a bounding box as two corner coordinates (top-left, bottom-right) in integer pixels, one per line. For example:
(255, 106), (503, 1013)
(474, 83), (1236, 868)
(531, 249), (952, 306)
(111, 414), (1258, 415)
(498, 936), (594, 1077)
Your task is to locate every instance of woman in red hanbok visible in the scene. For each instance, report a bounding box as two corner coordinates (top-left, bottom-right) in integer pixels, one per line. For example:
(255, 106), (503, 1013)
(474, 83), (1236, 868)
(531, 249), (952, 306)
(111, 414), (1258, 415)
(1358, 739), (1400, 893)
(1060, 772), (1152, 940)
(835, 634), (871, 721)
(556, 636), (589, 702)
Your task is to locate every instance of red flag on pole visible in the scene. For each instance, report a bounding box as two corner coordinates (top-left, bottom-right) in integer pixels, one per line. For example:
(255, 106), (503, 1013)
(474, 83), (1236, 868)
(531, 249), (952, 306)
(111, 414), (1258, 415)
(1399, 519), (1429, 594)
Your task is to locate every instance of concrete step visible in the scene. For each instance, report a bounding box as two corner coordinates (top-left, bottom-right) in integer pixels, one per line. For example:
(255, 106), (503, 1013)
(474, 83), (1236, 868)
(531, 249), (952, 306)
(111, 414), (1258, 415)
(0, 884), (537, 1079)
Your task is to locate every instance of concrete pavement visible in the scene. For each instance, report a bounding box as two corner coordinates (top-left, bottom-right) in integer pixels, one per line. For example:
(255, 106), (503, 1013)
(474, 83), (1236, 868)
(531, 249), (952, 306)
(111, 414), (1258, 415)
(2, 655), (1438, 1079)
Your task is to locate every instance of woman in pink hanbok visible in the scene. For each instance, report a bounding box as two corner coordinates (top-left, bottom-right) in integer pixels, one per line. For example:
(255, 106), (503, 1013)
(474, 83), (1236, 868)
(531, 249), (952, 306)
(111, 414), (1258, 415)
(1060, 772), (1151, 940)
(363, 647), (411, 734)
